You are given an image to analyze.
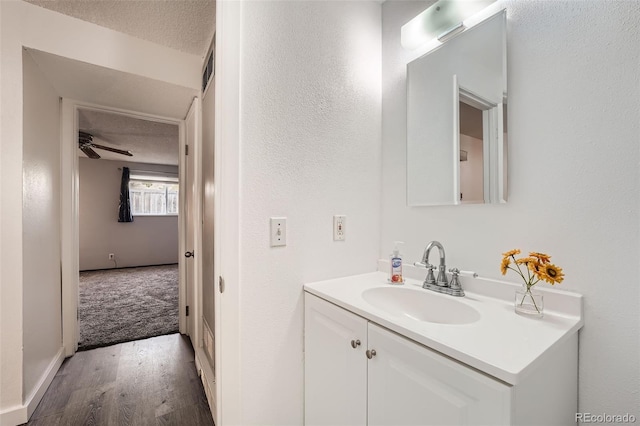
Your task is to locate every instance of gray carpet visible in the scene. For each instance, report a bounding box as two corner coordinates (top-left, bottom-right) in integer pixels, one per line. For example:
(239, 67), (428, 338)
(78, 264), (179, 350)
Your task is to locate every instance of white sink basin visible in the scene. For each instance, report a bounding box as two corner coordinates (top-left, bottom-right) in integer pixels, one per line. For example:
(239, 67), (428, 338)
(362, 287), (481, 325)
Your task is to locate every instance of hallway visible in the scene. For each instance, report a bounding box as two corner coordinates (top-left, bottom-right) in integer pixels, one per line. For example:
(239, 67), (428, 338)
(24, 334), (214, 426)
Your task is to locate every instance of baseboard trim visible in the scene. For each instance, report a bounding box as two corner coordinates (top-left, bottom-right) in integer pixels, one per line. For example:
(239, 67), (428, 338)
(80, 263), (179, 272)
(195, 346), (217, 425)
(0, 405), (27, 426)
(0, 347), (64, 426)
(25, 346), (65, 419)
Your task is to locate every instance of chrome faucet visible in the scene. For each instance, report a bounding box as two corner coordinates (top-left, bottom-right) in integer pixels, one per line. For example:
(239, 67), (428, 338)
(421, 241), (448, 287)
(414, 241), (466, 297)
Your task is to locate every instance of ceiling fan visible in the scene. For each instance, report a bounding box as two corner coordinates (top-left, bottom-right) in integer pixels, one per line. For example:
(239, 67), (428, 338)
(78, 131), (133, 159)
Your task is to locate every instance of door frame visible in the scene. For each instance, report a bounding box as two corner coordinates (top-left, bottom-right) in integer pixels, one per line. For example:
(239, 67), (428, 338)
(213, 0), (243, 423)
(60, 98), (200, 356)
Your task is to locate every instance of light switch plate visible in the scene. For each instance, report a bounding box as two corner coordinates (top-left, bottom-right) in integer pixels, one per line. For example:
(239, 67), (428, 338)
(333, 215), (346, 241)
(270, 217), (287, 247)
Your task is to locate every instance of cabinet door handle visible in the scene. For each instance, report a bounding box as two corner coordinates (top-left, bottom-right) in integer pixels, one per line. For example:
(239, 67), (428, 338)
(366, 349), (376, 359)
(350, 339), (361, 349)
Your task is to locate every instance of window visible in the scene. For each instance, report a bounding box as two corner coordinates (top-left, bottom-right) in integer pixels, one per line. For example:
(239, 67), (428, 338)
(129, 174), (179, 216)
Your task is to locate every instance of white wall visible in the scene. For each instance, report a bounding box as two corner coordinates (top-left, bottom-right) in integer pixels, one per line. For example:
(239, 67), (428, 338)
(382, 0), (639, 417)
(79, 158), (178, 270)
(0, 1), (200, 419)
(0, 0), (25, 413)
(22, 49), (63, 406)
(235, 1), (381, 423)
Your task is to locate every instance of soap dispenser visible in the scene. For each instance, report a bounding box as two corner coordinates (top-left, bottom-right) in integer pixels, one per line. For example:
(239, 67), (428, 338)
(389, 241), (404, 284)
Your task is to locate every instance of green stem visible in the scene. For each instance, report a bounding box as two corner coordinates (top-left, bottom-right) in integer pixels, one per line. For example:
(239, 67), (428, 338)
(519, 288), (541, 313)
(508, 254), (527, 282)
(508, 256), (543, 291)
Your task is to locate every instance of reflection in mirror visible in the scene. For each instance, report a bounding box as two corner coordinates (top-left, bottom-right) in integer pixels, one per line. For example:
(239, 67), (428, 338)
(406, 10), (507, 206)
(459, 101), (484, 203)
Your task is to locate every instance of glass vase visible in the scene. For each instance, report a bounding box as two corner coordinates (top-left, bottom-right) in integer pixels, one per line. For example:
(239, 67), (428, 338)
(515, 287), (543, 318)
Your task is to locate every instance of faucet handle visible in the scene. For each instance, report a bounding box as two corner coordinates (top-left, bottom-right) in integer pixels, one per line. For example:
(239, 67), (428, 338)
(457, 269), (478, 278)
(449, 268), (460, 287)
(448, 268), (465, 296)
(414, 262), (437, 285)
(425, 264), (436, 285)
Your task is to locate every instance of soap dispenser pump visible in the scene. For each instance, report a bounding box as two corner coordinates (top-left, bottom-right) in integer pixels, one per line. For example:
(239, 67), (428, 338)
(389, 241), (404, 284)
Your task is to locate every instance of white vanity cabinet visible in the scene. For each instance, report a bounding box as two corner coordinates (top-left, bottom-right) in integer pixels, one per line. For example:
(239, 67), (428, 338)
(305, 293), (511, 426)
(305, 292), (368, 425)
(367, 322), (510, 425)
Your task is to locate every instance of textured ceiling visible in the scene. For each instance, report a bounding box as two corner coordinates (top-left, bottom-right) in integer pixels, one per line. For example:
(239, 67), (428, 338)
(79, 109), (179, 166)
(24, 0), (216, 57)
(23, 0), (211, 167)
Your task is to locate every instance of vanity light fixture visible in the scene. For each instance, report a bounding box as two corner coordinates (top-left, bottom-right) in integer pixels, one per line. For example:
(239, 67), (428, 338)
(401, 0), (497, 50)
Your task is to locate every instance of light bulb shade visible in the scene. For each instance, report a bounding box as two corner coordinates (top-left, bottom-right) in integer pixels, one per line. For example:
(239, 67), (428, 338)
(401, 0), (497, 50)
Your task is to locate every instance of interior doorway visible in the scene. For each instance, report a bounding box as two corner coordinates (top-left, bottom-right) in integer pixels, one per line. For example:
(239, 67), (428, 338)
(61, 99), (200, 356)
(75, 107), (181, 350)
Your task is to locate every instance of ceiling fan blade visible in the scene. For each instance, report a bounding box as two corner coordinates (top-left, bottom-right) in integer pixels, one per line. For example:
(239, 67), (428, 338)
(79, 131), (93, 143)
(80, 145), (101, 159)
(90, 143), (133, 157)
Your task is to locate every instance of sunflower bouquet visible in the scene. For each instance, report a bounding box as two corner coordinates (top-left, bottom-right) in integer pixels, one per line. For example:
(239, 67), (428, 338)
(501, 249), (564, 315)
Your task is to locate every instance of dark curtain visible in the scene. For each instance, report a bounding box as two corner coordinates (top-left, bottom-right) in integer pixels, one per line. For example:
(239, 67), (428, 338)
(118, 167), (133, 222)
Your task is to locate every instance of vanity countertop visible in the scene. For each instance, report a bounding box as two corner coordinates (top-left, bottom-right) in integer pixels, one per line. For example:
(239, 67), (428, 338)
(304, 271), (583, 385)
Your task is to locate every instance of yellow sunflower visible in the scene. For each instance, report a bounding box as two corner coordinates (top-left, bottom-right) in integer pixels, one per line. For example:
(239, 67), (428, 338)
(502, 249), (521, 258)
(529, 252), (551, 264)
(515, 257), (537, 265)
(539, 263), (564, 285)
(500, 257), (511, 275)
(529, 262), (547, 281)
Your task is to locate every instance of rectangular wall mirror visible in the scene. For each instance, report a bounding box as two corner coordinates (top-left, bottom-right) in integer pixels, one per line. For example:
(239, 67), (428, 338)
(407, 10), (507, 206)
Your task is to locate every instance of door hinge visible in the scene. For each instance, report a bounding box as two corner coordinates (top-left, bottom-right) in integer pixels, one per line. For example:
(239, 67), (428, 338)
(186, 306), (190, 316)
(219, 276), (225, 293)
(185, 144), (189, 155)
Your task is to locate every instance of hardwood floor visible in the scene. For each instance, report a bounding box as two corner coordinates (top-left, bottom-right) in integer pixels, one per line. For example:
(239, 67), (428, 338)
(25, 334), (214, 426)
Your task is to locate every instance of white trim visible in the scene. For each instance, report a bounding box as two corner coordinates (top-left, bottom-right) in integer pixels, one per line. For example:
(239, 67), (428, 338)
(132, 214), (179, 218)
(452, 75), (461, 205)
(25, 347), (65, 418)
(61, 99), (188, 355)
(195, 347), (217, 423)
(185, 96), (204, 347)
(214, 0), (243, 423)
(178, 118), (187, 335)
(0, 347), (64, 425)
(61, 99), (79, 356)
(0, 405), (27, 426)
(456, 83), (503, 205)
(73, 103), (184, 126)
(195, 97), (204, 348)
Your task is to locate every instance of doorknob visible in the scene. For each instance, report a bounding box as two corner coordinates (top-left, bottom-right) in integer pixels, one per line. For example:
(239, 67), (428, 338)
(350, 339), (361, 349)
(366, 349), (376, 359)
(185, 251), (194, 258)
